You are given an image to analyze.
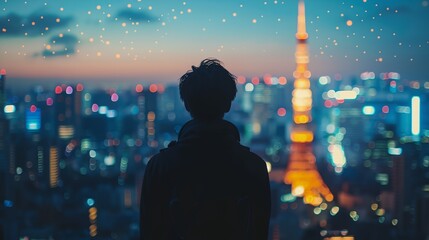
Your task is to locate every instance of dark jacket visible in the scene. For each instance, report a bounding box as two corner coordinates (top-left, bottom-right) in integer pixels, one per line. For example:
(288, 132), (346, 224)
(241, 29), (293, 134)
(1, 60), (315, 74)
(140, 119), (271, 240)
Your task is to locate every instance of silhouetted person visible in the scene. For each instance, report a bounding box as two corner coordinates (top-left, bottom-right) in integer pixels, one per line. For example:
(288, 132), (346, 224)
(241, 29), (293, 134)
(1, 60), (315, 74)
(140, 59), (271, 240)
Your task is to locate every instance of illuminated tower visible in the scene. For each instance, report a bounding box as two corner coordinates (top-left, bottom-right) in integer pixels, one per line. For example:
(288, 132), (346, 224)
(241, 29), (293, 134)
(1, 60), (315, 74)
(284, 0), (333, 206)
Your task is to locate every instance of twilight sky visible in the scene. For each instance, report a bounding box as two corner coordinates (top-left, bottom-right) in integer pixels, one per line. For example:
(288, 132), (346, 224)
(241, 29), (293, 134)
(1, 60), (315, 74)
(1, 0), (429, 87)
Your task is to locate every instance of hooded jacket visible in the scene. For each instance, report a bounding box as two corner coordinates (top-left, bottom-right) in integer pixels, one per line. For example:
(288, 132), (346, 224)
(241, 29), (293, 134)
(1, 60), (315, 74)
(140, 119), (271, 240)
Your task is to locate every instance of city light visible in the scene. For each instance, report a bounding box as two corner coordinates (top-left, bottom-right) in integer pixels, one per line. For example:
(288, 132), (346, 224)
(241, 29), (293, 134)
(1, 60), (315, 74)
(66, 86), (73, 94)
(388, 148), (402, 155)
(327, 90), (336, 98)
(292, 89), (312, 98)
(362, 106), (375, 115)
(411, 96), (420, 136)
(149, 84), (158, 93)
(55, 86), (63, 94)
(58, 125), (74, 139)
(89, 150), (97, 158)
(3, 200), (13, 208)
(329, 144), (347, 169)
(318, 76), (331, 85)
(278, 76), (287, 85)
(265, 161), (272, 173)
(280, 194), (296, 203)
(360, 71), (376, 80)
(99, 106), (108, 114)
(76, 83), (84, 92)
(382, 105), (389, 114)
(271, 77), (279, 85)
(277, 108), (286, 117)
(4, 104), (15, 113)
(135, 84), (143, 93)
(111, 93), (119, 102)
(91, 104), (99, 112)
(86, 198), (95, 207)
(290, 131), (314, 143)
(88, 207), (98, 237)
(244, 83), (254, 92)
(396, 106), (410, 114)
(263, 74), (272, 85)
(237, 76), (246, 84)
(26, 108), (41, 131)
(335, 90), (357, 100)
(46, 97), (53, 106)
(251, 77), (260, 85)
(49, 147), (59, 188)
(292, 186), (305, 197)
(106, 110), (117, 118)
(330, 206), (340, 216)
(104, 156), (115, 166)
(294, 78), (310, 88)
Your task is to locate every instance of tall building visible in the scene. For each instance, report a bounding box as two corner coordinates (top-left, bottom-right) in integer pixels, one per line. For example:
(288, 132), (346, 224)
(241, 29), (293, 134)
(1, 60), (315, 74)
(0, 69), (5, 112)
(0, 68), (13, 240)
(0, 69), (7, 173)
(284, 0), (333, 206)
(54, 84), (82, 140)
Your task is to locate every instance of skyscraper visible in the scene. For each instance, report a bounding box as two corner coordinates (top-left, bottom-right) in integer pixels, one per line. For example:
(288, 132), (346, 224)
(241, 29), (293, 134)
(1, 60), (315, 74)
(284, 0), (333, 206)
(0, 69), (6, 112)
(0, 69), (7, 171)
(0, 68), (13, 240)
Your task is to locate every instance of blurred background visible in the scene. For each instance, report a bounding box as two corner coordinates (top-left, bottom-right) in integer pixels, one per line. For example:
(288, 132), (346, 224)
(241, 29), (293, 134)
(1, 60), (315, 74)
(1, 0), (429, 239)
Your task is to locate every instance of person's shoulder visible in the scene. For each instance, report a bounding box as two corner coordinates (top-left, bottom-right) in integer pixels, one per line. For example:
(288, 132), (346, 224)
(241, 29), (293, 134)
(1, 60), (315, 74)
(234, 143), (258, 158)
(235, 144), (266, 167)
(148, 142), (181, 166)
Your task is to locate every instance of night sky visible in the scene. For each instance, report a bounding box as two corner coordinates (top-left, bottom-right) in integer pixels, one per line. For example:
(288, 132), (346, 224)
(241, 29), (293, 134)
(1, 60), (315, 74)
(1, 0), (429, 87)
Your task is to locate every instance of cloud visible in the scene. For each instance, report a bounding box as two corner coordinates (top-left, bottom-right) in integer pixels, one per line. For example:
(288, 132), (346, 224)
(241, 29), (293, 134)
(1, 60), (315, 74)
(0, 12), (72, 37)
(35, 34), (79, 58)
(50, 34), (79, 45)
(116, 9), (156, 22)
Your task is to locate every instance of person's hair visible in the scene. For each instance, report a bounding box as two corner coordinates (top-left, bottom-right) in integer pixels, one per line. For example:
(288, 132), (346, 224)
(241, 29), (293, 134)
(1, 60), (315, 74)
(179, 58), (237, 120)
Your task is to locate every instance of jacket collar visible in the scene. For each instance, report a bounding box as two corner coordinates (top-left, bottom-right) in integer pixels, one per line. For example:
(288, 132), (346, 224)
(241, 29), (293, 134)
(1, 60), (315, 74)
(177, 119), (240, 143)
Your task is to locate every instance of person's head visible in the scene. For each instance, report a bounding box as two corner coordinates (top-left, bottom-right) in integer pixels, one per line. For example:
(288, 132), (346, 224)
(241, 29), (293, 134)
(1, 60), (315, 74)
(179, 58), (237, 120)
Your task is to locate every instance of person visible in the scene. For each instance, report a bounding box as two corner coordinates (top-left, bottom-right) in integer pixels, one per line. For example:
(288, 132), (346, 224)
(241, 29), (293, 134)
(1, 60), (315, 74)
(140, 58), (271, 240)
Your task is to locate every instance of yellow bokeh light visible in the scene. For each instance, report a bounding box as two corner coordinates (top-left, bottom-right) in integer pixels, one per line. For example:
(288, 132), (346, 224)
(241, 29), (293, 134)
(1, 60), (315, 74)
(293, 115), (310, 124)
(292, 186), (305, 196)
(294, 79), (310, 88)
(290, 131), (314, 143)
(346, 20), (353, 26)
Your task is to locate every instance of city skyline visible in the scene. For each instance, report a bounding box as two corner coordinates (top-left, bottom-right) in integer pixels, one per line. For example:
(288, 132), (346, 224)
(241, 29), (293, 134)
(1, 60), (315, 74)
(1, 0), (429, 88)
(1, 61), (428, 239)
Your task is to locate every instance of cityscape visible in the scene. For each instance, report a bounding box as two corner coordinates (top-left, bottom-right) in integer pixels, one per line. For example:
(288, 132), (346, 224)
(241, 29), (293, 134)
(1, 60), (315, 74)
(1, 0), (429, 240)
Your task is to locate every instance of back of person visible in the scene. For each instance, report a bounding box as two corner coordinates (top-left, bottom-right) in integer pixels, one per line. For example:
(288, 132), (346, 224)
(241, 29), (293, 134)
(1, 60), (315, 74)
(167, 120), (269, 240)
(140, 59), (270, 240)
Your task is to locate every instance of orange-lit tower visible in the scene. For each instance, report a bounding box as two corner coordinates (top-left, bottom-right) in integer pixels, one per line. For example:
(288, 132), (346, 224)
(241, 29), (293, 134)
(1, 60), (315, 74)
(284, 0), (333, 206)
